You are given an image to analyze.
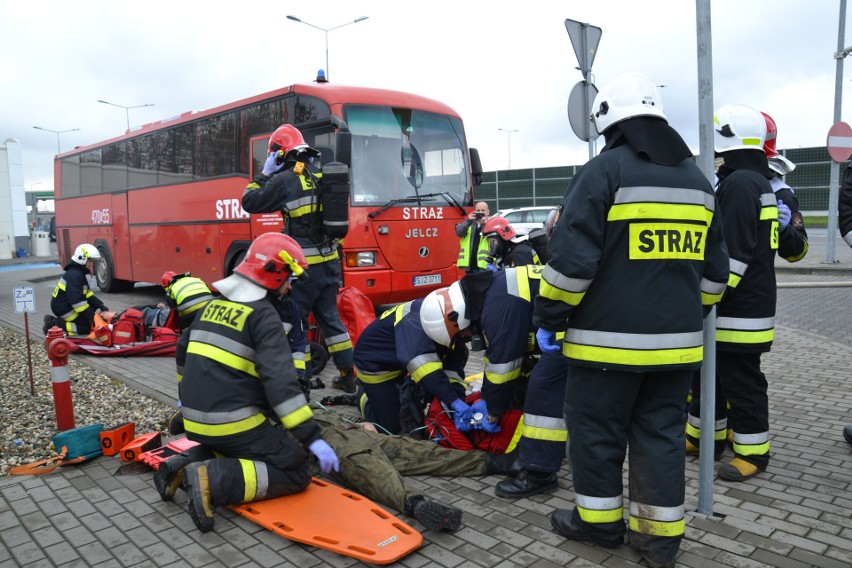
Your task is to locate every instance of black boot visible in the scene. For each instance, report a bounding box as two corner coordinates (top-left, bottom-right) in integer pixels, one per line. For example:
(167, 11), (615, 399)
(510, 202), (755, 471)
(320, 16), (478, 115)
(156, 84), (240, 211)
(183, 463), (215, 533)
(153, 455), (190, 502)
(495, 470), (558, 499)
(484, 449), (522, 477)
(551, 509), (624, 548)
(42, 315), (57, 335)
(844, 424), (852, 445)
(404, 495), (462, 532)
(332, 367), (357, 394)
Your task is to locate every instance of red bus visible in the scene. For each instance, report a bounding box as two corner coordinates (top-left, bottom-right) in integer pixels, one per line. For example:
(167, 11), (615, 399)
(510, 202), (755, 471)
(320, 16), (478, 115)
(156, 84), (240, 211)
(53, 79), (483, 305)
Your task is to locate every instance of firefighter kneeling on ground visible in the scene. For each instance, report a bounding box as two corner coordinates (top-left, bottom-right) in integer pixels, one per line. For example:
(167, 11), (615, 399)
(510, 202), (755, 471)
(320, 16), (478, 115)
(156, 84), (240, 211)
(153, 233), (339, 533)
(45, 243), (110, 336)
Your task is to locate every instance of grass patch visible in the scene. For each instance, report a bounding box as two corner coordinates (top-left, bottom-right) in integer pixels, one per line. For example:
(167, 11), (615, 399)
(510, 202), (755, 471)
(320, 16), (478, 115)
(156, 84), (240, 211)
(804, 215), (827, 228)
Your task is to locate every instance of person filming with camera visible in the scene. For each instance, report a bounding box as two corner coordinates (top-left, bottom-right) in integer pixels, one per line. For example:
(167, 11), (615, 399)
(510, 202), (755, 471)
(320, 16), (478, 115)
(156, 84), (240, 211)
(455, 201), (491, 273)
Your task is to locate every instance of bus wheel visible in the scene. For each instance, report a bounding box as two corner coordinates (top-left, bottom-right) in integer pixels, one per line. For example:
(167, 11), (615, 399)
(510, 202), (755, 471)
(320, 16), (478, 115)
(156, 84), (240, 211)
(95, 246), (132, 293)
(309, 341), (329, 377)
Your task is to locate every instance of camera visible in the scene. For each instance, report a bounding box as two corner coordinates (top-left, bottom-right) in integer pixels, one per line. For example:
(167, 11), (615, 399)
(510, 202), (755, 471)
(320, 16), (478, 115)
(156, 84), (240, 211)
(474, 212), (485, 219)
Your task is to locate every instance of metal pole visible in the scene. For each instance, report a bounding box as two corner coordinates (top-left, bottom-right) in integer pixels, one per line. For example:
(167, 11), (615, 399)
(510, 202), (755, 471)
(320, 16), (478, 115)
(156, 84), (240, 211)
(324, 30), (330, 80)
(695, 0), (717, 517)
(582, 24), (595, 161)
(826, 0), (847, 264)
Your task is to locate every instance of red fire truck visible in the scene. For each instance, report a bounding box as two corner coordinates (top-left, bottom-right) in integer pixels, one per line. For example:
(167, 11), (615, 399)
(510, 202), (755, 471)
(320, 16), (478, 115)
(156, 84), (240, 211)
(53, 79), (482, 305)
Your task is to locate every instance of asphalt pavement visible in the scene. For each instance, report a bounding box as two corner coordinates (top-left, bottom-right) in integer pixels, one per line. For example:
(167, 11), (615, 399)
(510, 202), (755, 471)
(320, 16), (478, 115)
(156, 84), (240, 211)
(1, 233), (851, 567)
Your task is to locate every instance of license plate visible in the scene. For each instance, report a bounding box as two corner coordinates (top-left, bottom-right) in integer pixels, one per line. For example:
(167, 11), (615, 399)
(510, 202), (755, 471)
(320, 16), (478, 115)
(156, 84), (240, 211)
(413, 274), (442, 287)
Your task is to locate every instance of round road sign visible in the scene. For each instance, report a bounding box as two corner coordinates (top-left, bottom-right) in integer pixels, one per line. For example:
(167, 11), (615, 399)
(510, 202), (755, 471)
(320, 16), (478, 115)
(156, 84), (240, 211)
(827, 121), (852, 163)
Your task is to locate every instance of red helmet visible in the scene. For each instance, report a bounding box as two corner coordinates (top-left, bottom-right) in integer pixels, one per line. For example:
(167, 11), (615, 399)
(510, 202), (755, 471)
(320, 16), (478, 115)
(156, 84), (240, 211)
(235, 233), (308, 290)
(761, 111), (779, 158)
(482, 217), (517, 241)
(162, 271), (178, 288)
(268, 124), (307, 156)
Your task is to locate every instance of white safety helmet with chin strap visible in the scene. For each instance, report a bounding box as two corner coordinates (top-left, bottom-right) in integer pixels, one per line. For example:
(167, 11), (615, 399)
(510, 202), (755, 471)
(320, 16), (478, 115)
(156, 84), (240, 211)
(590, 73), (667, 136)
(72, 243), (101, 265)
(420, 281), (470, 347)
(713, 104), (766, 153)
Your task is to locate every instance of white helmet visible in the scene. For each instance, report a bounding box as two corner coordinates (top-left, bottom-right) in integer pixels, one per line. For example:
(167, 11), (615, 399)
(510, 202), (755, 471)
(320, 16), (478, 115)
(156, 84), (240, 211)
(714, 104), (766, 153)
(591, 73), (666, 136)
(72, 243), (101, 265)
(420, 281), (470, 347)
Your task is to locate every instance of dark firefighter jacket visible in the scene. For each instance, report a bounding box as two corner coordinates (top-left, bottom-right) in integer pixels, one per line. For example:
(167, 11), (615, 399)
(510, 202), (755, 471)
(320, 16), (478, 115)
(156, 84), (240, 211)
(272, 295), (309, 379)
(242, 162), (338, 268)
(167, 276), (214, 330)
(353, 299), (468, 407)
(177, 296), (321, 452)
(50, 263), (106, 323)
(840, 165), (852, 247)
(715, 158), (778, 354)
(478, 265), (543, 415)
(534, 144), (730, 371)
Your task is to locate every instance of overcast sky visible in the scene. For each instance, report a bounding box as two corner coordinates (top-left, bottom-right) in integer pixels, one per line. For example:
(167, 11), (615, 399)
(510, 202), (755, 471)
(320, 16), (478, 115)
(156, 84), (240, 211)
(3, 1), (851, 193)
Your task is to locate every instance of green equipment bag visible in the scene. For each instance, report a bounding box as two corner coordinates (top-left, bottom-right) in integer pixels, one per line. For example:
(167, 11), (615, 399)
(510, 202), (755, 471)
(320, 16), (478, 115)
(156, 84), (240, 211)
(52, 423), (105, 463)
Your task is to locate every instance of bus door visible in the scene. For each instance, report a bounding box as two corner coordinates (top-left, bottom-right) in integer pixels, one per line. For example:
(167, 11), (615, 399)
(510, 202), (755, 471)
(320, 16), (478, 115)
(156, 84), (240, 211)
(109, 193), (132, 281)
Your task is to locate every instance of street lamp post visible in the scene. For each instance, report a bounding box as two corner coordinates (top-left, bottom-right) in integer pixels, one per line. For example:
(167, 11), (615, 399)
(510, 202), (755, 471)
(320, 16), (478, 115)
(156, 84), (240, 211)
(498, 128), (519, 169)
(286, 15), (369, 81)
(97, 99), (155, 131)
(32, 126), (80, 153)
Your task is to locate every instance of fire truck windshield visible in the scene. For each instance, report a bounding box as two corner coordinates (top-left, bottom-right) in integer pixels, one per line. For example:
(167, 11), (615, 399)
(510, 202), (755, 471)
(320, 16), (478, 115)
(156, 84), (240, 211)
(345, 105), (470, 207)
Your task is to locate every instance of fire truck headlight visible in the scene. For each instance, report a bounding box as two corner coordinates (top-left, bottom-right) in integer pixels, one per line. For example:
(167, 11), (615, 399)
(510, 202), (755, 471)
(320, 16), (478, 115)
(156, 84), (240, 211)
(346, 251), (376, 267)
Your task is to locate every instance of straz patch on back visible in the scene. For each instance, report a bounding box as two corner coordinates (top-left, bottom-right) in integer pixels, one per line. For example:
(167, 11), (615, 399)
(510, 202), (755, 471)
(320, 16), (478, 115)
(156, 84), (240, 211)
(628, 223), (706, 260)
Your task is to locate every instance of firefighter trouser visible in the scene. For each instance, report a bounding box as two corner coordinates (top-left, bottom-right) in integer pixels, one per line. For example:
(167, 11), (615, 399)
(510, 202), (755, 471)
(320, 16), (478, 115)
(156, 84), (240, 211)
(519, 350), (568, 473)
(564, 365), (692, 559)
(187, 422), (312, 507)
(685, 369), (728, 455)
(717, 351), (770, 470)
(315, 411), (486, 511)
(359, 376), (406, 435)
(291, 260), (353, 371)
(59, 310), (96, 337)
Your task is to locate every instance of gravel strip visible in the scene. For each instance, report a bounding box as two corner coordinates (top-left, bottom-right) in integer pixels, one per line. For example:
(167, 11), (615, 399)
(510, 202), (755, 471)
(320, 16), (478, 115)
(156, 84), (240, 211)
(0, 325), (171, 476)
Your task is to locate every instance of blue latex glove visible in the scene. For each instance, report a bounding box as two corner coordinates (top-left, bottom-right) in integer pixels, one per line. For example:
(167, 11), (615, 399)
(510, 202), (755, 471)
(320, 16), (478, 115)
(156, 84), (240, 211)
(308, 439), (340, 473)
(470, 399), (501, 433)
(536, 328), (560, 353)
(262, 152), (285, 176)
(451, 399), (473, 432)
(485, 263), (499, 273)
(777, 200), (791, 230)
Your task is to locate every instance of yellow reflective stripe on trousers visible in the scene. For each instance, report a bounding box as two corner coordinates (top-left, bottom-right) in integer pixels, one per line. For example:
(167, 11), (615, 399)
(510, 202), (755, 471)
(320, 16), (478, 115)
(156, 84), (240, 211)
(483, 357), (523, 385)
(521, 414), (567, 442)
(186, 342), (259, 378)
(576, 493), (623, 524)
(184, 412), (267, 437)
(239, 458), (258, 502)
(628, 502), (685, 537)
(732, 431), (770, 457)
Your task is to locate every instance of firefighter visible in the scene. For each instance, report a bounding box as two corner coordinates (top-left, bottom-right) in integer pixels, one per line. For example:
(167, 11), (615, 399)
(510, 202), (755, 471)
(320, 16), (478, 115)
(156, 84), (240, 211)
(491, 211), (568, 499)
(153, 233), (339, 533)
(242, 124), (356, 393)
(534, 73), (729, 567)
(353, 281), (475, 435)
(838, 165), (852, 444)
(688, 104), (778, 484)
(162, 271), (215, 332)
(480, 217), (541, 270)
(762, 112), (808, 262)
(455, 201), (491, 273)
(46, 243), (109, 337)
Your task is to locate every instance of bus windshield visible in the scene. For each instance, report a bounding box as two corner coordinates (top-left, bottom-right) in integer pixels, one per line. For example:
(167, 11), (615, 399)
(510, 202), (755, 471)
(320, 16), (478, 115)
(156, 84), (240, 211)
(345, 105), (470, 207)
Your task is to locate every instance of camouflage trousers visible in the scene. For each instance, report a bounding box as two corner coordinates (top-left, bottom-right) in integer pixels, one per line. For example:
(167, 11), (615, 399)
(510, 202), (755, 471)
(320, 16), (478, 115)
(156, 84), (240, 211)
(314, 410), (487, 511)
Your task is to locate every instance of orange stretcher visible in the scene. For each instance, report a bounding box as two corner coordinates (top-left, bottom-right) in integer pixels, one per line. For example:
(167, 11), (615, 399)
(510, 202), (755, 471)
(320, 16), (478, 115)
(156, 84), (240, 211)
(229, 477), (422, 564)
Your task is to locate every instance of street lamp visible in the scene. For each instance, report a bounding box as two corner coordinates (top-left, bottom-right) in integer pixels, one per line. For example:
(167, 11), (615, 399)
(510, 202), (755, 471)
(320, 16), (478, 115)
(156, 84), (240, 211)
(32, 126), (80, 153)
(498, 128), (519, 169)
(97, 99), (155, 131)
(286, 14), (369, 81)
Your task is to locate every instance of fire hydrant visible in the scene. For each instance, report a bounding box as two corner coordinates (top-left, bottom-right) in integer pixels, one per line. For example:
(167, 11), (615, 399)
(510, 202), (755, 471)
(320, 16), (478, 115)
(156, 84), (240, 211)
(45, 327), (76, 431)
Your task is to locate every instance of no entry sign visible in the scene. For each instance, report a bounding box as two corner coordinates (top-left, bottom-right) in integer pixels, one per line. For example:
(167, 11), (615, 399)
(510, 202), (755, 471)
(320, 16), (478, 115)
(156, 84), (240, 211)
(827, 121), (852, 163)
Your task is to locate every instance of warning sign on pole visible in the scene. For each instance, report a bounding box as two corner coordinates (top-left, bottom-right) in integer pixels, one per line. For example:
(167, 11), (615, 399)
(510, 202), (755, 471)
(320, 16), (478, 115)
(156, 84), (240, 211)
(827, 121), (852, 163)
